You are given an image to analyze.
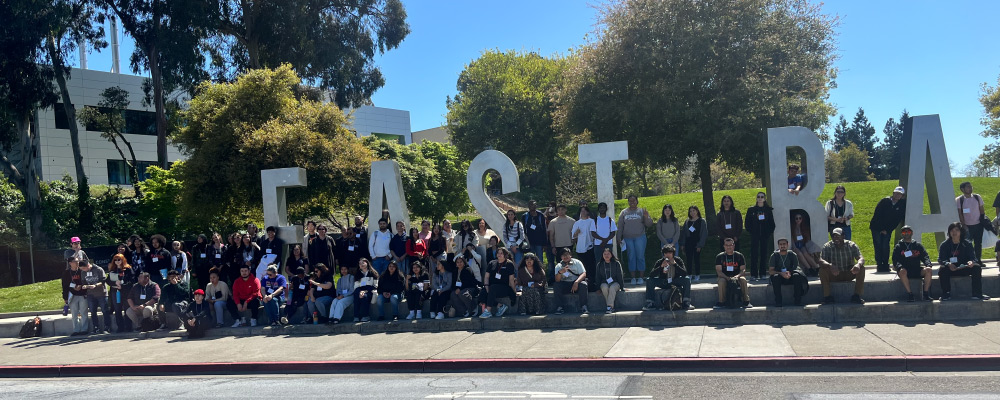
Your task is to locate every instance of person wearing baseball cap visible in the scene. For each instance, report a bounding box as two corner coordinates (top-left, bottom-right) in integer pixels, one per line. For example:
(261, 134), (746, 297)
(182, 289), (213, 338)
(818, 227), (866, 304)
(63, 236), (88, 271)
(891, 225), (934, 302)
(157, 270), (190, 330)
(869, 186), (907, 273)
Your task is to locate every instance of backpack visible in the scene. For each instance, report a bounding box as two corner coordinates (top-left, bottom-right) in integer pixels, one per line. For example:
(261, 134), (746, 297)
(659, 286), (684, 311)
(18, 317), (41, 338)
(725, 279), (743, 309)
(140, 316), (160, 332)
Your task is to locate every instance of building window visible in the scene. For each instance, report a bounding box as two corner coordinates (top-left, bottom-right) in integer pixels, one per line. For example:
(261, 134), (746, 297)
(57, 103), (158, 136)
(372, 132), (405, 145)
(107, 159), (158, 185)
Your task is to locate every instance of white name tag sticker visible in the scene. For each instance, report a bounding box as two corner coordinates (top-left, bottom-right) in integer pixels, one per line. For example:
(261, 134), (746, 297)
(110, 273), (118, 281)
(726, 266), (734, 272)
(904, 251), (913, 258)
(86, 272), (92, 277)
(563, 272), (571, 277)
(298, 284), (306, 290)
(456, 281), (462, 287)
(527, 282), (534, 287)
(215, 254), (221, 259)
(494, 273), (501, 280)
(606, 277), (613, 284)
(788, 184), (797, 189)
(342, 289), (348, 295)
(267, 288), (274, 293)
(530, 224), (537, 230)
(796, 235), (804, 241)
(355, 233), (361, 238)
(781, 268), (787, 273)
(667, 278), (672, 284)
(758, 215), (765, 220)
(348, 246), (355, 251)
(725, 224), (732, 230)
(266, 249), (272, 254)
(316, 287), (322, 292)
(139, 294), (146, 300)
(200, 253), (206, 258)
(688, 226), (696, 232)
(950, 257), (958, 263)
(963, 208), (971, 214)
(152, 256), (159, 262)
(69, 282), (76, 288)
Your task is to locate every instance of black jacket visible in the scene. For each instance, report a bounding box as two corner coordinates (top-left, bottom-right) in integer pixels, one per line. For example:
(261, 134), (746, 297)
(649, 257), (689, 278)
(870, 197), (906, 233)
(377, 271), (405, 295)
(745, 206), (776, 236)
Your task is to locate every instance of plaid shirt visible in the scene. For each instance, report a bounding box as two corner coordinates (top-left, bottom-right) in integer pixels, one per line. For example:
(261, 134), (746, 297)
(820, 240), (862, 271)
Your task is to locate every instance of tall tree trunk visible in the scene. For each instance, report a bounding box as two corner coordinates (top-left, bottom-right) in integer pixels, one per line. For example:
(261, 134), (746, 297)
(698, 155), (717, 232)
(545, 158), (558, 202)
(0, 113), (46, 241)
(47, 36), (92, 228)
(149, 50), (168, 169)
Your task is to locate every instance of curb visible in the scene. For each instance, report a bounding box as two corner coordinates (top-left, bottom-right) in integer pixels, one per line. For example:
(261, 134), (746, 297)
(3, 355), (1000, 377)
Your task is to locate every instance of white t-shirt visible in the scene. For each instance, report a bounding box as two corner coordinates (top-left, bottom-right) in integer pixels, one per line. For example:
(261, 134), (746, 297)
(572, 218), (597, 253)
(591, 216), (618, 246)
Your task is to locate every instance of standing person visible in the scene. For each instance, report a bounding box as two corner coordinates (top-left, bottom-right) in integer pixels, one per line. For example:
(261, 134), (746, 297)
(247, 223), (264, 246)
(475, 219), (497, 263)
(716, 195), (744, 253)
(191, 234), (211, 291)
(572, 206), (597, 291)
(516, 253), (546, 316)
(376, 260), (405, 321)
(656, 205), (680, 250)
(792, 212), (823, 275)
(617, 195), (654, 285)
(870, 187), (907, 273)
(148, 234), (172, 286)
(170, 240), (191, 286)
(892, 226), (934, 302)
(64, 236), (89, 269)
(787, 164), (804, 195)
(552, 248), (589, 314)
(713, 238), (752, 309)
(450, 257), (482, 317)
(130, 239), (149, 278)
(595, 247), (625, 314)
(429, 259), (453, 319)
(307, 224), (337, 271)
(308, 264), (335, 323)
(260, 265), (287, 326)
(126, 272), (160, 332)
(427, 224), (448, 269)
(745, 193), (776, 281)
(442, 219), (457, 267)
(302, 221), (318, 260)
(768, 238), (808, 306)
(182, 289), (213, 339)
(205, 268), (233, 328)
(938, 222), (990, 301)
(351, 259), (379, 322)
(547, 205), (576, 279)
(404, 261), (430, 320)
(369, 218), (393, 275)
(61, 256), (89, 336)
(956, 181), (988, 261)
(286, 267), (311, 324)
(335, 227), (364, 276)
(590, 202), (618, 264)
(107, 254), (135, 333)
(679, 206), (708, 282)
(418, 220), (432, 242)
(503, 209), (527, 266)
(80, 260), (111, 334)
(455, 220), (479, 256)
(818, 228), (866, 305)
(231, 265), (261, 327)
(391, 221), (409, 274)
(260, 226), (285, 269)
(480, 248), (517, 318)
(238, 233), (262, 279)
(222, 233), (242, 285)
(522, 201), (550, 268)
(644, 245), (693, 310)
(825, 186), (855, 240)
(405, 227), (427, 267)
(329, 265), (356, 323)
(284, 244), (309, 277)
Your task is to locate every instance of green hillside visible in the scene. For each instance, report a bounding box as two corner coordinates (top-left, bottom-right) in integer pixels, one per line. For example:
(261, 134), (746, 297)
(608, 177), (1000, 272)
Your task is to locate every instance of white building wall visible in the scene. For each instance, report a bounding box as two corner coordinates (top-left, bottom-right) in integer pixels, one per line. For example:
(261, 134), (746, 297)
(347, 106), (412, 144)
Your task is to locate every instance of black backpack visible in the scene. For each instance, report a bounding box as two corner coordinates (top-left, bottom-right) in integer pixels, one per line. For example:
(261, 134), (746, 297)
(658, 286), (684, 311)
(725, 279), (743, 308)
(18, 317), (41, 338)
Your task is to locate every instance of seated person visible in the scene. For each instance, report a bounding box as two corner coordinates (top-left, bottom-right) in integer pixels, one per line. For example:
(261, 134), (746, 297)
(516, 253), (546, 316)
(892, 225), (934, 302)
(552, 248), (589, 315)
(787, 164), (803, 195)
(183, 289), (214, 339)
(938, 222), (991, 301)
(595, 247), (625, 314)
(260, 265), (287, 325)
(429, 259), (453, 320)
(157, 270), (190, 330)
(330, 264), (356, 323)
(791, 211), (822, 275)
(308, 263), (335, 323)
(768, 238), (808, 306)
(126, 272), (160, 332)
(231, 264), (262, 327)
(480, 248), (517, 318)
(376, 260), (405, 321)
(644, 244), (692, 310)
(405, 261), (430, 320)
(818, 227), (865, 304)
(714, 238), (752, 309)
(205, 268), (235, 328)
(351, 259), (379, 322)
(286, 267), (312, 324)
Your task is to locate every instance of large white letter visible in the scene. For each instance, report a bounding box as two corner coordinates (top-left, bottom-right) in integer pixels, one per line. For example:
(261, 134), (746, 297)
(765, 127), (827, 248)
(900, 114), (959, 244)
(367, 160), (411, 244)
(467, 150), (520, 245)
(578, 141), (629, 232)
(261, 168), (307, 244)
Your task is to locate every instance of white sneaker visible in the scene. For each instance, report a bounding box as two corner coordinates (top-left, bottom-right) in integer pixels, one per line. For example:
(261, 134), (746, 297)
(630, 278), (637, 285)
(416, 310), (423, 319)
(250, 319), (257, 327)
(637, 278), (644, 285)
(406, 310), (415, 320)
(231, 320), (242, 328)
(435, 313), (444, 320)
(581, 305), (589, 314)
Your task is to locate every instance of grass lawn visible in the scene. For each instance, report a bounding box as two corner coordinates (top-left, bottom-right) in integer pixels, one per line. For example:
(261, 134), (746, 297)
(609, 177), (1000, 270)
(0, 279), (63, 314)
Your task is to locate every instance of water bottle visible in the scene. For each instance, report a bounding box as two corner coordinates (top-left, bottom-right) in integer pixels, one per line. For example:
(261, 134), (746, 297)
(116, 291), (121, 304)
(312, 311), (319, 325)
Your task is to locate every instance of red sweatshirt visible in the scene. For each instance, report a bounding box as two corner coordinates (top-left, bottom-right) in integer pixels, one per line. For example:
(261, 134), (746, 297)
(232, 275), (262, 304)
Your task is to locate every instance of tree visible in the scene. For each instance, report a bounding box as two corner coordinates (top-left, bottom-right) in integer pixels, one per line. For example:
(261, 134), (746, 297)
(171, 65), (374, 228)
(827, 143), (873, 182)
(833, 108), (879, 177)
(556, 0), (837, 225)
(0, 173), (27, 249)
(206, 0), (410, 109)
(980, 73), (1000, 165)
(77, 87), (144, 195)
(101, 0), (212, 168)
(875, 110), (908, 180)
(447, 50), (570, 200)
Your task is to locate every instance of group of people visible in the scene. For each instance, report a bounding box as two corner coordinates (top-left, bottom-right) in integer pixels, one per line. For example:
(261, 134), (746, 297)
(57, 177), (1000, 337)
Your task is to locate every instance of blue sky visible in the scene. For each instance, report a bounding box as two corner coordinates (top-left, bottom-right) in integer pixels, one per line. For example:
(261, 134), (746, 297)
(83, 0), (1000, 170)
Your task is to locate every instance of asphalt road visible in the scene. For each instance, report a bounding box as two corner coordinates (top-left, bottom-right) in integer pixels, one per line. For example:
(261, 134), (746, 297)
(3, 372), (1000, 399)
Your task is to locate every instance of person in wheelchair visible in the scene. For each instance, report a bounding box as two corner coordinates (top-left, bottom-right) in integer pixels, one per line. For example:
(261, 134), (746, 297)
(643, 244), (693, 310)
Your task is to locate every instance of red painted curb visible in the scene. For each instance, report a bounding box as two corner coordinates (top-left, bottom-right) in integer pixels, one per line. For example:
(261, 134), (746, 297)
(1, 355), (999, 377)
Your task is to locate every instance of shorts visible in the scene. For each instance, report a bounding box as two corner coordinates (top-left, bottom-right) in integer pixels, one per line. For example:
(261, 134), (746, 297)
(898, 266), (926, 279)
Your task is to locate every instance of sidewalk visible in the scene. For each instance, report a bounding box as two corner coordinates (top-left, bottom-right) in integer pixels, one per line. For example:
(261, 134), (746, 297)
(3, 321), (1000, 375)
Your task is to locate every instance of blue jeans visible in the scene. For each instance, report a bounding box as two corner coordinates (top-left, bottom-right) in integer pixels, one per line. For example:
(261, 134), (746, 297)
(872, 229), (892, 269)
(313, 296), (334, 318)
(372, 257), (390, 275)
(263, 296), (283, 322)
(511, 247), (524, 266)
(376, 293), (401, 318)
(623, 235), (648, 273)
(87, 296), (111, 331)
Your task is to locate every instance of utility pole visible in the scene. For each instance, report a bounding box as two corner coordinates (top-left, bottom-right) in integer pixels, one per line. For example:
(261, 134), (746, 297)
(27, 219), (35, 284)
